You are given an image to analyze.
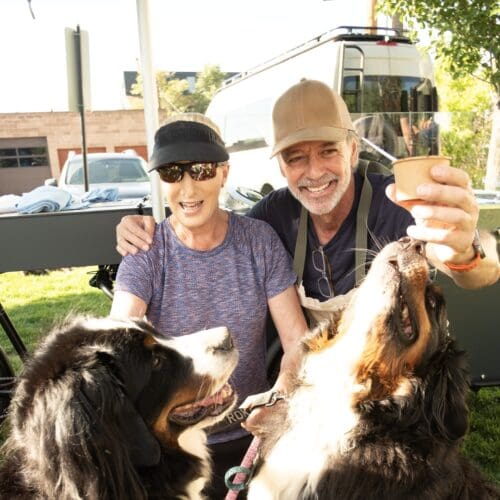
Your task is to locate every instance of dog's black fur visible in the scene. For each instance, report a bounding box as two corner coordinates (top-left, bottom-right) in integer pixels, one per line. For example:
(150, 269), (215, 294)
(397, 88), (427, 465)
(249, 238), (499, 499)
(0, 317), (237, 500)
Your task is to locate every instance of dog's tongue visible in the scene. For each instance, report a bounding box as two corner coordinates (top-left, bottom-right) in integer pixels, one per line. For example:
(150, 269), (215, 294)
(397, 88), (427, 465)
(172, 384), (232, 415)
(196, 384), (231, 407)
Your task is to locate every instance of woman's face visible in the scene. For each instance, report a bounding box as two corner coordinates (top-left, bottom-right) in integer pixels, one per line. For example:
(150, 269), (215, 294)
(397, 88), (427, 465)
(163, 163), (229, 232)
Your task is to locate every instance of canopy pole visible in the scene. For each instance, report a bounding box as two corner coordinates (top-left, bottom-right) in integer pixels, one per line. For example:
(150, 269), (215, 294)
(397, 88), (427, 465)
(136, 0), (164, 222)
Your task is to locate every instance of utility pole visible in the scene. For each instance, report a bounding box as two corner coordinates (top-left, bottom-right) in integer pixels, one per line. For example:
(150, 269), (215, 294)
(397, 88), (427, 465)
(392, 14), (404, 32)
(368, 1), (404, 34)
(74, 25), (89, 192)
(367, 0), (377, 27)
(65, 26), (91, 192)
(323, 0), (379, 29)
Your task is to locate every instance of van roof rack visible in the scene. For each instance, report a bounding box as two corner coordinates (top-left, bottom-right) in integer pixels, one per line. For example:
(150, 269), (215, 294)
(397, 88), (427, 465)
(330, 25), (411, 43)
(221, 25), (413, 88)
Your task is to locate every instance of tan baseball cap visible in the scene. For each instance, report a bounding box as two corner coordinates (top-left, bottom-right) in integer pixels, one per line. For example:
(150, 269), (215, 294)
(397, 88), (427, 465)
(271, 79), (355, 157)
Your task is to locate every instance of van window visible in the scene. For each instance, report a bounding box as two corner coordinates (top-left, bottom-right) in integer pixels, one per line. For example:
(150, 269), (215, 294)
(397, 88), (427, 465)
(343, 76), (433, 114)
(344, 76), (438, 160)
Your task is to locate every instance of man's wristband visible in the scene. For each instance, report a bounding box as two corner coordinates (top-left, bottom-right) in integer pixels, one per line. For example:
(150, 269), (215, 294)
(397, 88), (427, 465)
(445, 250), (481, 272)
(445, 229), (485, 273)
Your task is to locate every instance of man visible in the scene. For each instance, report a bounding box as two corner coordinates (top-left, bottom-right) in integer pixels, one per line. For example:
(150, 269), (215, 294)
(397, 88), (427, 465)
(116, 80), (499, 322)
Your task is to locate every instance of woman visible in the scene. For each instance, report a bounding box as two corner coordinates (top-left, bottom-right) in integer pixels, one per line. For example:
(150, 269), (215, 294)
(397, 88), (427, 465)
(111, 113), (307, 499)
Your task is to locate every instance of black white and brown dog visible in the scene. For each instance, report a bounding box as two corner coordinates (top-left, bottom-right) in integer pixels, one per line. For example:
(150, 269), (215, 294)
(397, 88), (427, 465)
(248, 237), (499, 500)
(0, 318), (238, 500)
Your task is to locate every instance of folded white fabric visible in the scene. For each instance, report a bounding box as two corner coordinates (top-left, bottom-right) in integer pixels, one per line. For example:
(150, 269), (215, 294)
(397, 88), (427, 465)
(15, 186), (88, 214)
(0, 194), (22, 214)
(82, 187), (119, 202)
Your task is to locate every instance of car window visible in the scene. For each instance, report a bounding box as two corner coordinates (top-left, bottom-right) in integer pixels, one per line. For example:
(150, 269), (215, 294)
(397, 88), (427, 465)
(66, 158), (149, 184)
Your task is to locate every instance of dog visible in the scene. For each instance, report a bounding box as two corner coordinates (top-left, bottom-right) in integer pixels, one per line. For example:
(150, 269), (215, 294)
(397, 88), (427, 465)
(0, 317), (238, 500)
(248, 237), (499, 499)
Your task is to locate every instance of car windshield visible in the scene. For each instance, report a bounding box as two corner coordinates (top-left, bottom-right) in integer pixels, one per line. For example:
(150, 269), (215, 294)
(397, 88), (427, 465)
(66, 158), (149, 184)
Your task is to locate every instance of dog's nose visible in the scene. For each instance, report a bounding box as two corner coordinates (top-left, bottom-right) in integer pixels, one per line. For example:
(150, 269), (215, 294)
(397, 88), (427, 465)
(409, 239), (426, 257)
(398, 237), (426, 257)
(413, 240), (426, 256)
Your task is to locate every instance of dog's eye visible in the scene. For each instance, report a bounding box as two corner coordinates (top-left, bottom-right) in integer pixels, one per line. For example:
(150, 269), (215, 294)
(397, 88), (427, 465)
(388, 257), (398, 270)
(152, 354), (163, 370)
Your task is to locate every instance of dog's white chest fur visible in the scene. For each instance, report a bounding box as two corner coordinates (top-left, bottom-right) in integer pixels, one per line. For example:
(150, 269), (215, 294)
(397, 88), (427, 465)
(179, 428), (211, 499)
(248, 336), (364, 499)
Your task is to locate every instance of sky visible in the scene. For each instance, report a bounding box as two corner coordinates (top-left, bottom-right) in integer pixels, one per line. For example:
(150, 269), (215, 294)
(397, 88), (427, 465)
(0, 0), (391, 112)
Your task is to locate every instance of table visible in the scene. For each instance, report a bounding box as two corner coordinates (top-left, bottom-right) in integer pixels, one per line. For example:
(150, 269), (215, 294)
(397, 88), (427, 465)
(0, 201), (157, 359)
(0, 201), (155, 273)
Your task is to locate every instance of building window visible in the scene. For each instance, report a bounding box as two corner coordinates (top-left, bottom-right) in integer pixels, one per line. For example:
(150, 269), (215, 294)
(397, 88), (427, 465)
(0, 138), (49, 168)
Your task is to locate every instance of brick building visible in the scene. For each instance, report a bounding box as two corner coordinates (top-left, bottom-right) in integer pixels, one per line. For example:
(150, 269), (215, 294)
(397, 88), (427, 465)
(0, 109), (168, 195)
(0, 69), (239, 196)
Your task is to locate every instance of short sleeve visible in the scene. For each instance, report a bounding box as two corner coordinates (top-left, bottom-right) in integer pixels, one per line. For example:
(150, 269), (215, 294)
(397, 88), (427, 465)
(114, 227), (163, 304)
(257, 221), (297, 299)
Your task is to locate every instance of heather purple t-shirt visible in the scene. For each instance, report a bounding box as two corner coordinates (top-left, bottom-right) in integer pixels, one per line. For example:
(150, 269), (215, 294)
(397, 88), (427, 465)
(115, 212), (296, 443)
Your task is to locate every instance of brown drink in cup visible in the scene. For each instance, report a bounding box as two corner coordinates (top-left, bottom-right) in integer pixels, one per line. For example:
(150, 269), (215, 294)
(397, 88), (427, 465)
(392, 155), (451, 210)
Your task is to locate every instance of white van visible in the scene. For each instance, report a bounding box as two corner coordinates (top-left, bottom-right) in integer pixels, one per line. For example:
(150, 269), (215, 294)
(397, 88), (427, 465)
(207, 26), (439, 194)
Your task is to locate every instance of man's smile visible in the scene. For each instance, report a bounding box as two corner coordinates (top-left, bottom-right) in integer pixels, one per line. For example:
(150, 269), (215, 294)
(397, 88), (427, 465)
(299, 179), (338, 196)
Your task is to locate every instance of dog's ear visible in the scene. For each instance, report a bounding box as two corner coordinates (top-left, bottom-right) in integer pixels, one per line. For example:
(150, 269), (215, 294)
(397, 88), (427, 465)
(425, 339), (470, 442)
(114, 391), (162, 467)
(78, 364), (161, 468)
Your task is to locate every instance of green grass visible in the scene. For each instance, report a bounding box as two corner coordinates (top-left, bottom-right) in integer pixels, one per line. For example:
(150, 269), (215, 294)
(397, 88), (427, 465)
(0, 268), (499, 483)
(464, 387), (500, 482)
(0, 268), (109, 372)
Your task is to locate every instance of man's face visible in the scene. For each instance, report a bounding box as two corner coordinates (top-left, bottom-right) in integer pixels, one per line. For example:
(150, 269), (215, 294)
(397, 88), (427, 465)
(278, 140), (356, 215)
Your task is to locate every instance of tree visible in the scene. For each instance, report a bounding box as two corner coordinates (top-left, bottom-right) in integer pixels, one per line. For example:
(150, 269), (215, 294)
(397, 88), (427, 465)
(130, 64), (227, 116)
(378, 0), (499, 190)
(436, 66), (492, 187)
(190, 65), (227, 113)
(131, 71), (191, 114)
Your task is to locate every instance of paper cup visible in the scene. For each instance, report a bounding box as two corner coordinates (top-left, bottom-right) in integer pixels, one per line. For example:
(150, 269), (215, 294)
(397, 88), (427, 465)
(392, 155), (450, 210)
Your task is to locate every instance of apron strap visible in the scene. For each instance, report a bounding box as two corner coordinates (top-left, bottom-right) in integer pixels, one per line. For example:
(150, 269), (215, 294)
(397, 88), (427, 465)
(293, 205), (308, 283)
(355, 161), (372, 286)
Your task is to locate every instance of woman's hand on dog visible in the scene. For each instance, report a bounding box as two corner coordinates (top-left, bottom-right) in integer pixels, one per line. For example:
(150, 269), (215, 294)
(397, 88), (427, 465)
(240, 390), (286, 434)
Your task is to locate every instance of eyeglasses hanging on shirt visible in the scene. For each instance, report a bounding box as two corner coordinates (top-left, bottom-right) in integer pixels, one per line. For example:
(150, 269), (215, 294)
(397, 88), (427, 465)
(312, 246), (335, 299)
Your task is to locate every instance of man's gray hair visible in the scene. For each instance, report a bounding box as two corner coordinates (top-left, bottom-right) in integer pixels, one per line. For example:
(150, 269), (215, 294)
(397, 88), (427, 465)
(347, 130), (360, 171)
(347, 130), (360, 148)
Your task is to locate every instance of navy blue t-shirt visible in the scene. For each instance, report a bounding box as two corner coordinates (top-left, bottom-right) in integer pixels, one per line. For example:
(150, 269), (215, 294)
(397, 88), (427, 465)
(248, 170), (414, 299)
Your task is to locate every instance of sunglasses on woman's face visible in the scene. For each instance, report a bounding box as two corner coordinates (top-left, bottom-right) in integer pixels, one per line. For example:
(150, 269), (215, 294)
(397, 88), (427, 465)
(156, 162), (222, 183)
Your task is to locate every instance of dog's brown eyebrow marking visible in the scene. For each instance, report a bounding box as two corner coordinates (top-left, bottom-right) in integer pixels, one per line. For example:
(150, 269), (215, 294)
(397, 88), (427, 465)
(404, 299), (431, 369)
(144, 335), (158, 348)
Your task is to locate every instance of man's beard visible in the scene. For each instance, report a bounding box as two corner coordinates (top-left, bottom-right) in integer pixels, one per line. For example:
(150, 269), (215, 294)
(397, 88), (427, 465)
(288, 173), (350, 216)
